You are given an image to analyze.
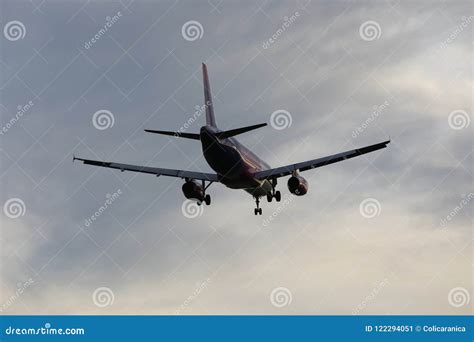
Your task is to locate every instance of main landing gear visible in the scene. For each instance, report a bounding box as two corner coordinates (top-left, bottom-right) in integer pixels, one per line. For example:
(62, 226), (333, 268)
(197, 194), (211, 206)
(266, 190), (281, 203)
(254, 196), (262, 215)
(254, 179), (281, 215)
(266, 179), (281, 203)
(195, 180), (212, 206)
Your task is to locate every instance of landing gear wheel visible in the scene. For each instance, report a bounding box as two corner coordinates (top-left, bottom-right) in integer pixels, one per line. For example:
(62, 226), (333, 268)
(267, 193), (273, 202)
(254, 196), (263, 215)
(204, 194), (211, 206)
(275, 190), (281, 202)
(197, 201), (202, 206)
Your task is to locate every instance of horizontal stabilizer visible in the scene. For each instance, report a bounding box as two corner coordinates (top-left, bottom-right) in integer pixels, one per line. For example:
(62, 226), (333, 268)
(144, 129), (200, 140)
(216, 123), (267, 139)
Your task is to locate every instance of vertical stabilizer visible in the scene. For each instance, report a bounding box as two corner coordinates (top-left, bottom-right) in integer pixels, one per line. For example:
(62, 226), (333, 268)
(202, 63), (217, 127)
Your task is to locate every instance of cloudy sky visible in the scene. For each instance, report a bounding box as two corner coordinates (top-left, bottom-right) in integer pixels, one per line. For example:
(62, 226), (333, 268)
(0, 0), (472, 315)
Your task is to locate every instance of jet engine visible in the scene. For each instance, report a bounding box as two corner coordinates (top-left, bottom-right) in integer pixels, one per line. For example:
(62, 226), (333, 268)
(287, 175), (308, 196)
(182, 180), (205, 202)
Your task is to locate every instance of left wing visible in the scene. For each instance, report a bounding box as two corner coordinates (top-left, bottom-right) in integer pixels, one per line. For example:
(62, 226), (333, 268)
(253, 140), (390, 180)
(73, 157), (219, 182)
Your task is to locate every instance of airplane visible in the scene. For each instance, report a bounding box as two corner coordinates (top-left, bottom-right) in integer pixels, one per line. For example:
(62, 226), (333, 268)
(74, 63), (390, 215)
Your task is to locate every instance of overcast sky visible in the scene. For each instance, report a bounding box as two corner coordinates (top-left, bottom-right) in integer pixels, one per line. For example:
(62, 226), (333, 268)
(0, 0), (472, 314)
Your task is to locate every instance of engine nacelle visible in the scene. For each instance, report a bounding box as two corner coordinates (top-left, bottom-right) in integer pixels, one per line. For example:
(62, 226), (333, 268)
(182, 180), (205, 201)
(287, 175), (308, 196)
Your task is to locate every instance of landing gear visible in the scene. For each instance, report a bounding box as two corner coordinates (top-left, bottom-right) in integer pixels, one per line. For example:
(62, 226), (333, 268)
(184, 179), (212, 206)
(267, 191), (281, 202)
(274, 190), (281, 202)
(197, 195), (210, 206)
(266, 179), (281, 202)
(202, 180), (212, 206)
(254, 197), (263, 215)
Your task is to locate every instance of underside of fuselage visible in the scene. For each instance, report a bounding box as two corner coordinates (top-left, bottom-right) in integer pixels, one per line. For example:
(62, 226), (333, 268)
(200, 126), (273, 197)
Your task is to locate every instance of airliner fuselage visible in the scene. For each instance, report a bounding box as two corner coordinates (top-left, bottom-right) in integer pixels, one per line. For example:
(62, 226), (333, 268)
(200, 126), (273, 197)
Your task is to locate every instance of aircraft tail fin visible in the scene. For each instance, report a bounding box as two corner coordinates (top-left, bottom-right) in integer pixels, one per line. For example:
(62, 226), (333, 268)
(202, 63), (217, 127)
(216, 123), (267, 139)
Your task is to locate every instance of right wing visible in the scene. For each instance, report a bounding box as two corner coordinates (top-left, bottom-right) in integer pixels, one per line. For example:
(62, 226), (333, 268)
(253, 140), (390, 180)
(73, 157), (219, 182)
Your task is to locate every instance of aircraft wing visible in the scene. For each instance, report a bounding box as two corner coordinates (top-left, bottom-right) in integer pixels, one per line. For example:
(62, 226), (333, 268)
(73, 157), (219, 182)
(253, 140), (390, 180)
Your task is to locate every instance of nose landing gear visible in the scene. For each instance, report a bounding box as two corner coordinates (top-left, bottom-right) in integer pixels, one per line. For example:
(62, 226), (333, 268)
(254, 196), (262, 215)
